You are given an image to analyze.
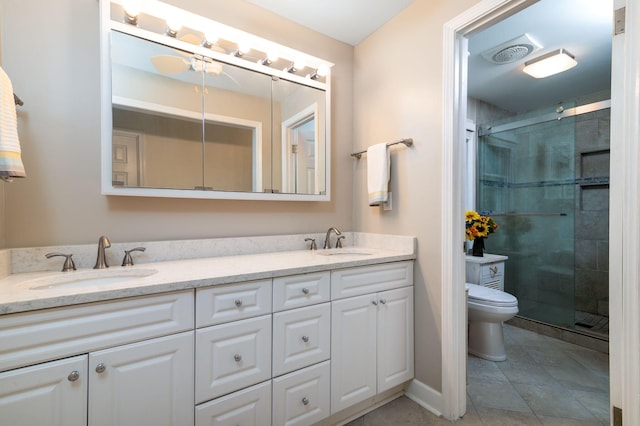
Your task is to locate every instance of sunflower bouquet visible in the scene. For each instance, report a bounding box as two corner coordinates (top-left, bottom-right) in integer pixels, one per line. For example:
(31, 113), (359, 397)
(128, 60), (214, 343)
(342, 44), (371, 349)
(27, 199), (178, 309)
(465, 210), (498, 241)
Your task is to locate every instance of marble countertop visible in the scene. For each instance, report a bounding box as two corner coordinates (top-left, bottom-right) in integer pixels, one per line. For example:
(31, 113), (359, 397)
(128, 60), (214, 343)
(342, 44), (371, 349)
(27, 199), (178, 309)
(0, 247), (415, 315)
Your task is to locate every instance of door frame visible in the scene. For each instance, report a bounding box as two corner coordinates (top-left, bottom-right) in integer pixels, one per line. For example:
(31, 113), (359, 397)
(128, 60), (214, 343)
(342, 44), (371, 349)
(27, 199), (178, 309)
(441, 0), (638, 422)
(281, 103), (319, 194)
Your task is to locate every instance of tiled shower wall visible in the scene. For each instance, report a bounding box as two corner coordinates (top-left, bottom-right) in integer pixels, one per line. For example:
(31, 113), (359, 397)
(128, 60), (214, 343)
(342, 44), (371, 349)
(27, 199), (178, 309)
(574, 105), (610, 317)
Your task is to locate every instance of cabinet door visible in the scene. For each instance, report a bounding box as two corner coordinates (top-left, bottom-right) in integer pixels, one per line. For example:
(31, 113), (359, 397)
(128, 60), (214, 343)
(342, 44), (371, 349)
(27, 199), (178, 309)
(273, 361), (330, 426)
(196, 315), (272, 403)
(273, 303), (330, 377)
(330, 294), (377, 414)
(195, 381), (271, 426)
(0, 355), (87, 426)
(89, 331), (194, 426)
(377, 286), (414, 393)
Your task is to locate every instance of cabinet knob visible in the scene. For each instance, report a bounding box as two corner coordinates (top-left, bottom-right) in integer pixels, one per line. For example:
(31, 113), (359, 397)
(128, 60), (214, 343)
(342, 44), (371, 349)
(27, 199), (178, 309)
(371, 300), (378, 306)
(379, 299), (387, 305)
(67, 370), (80, 382)
(234, 354), (242, 362)
(301, 335), (309, 343)
(302, 397), (310, 406)
(302, 287), (310, 295)
(234, 299), (243, 307)
(95, 363), (106, 374)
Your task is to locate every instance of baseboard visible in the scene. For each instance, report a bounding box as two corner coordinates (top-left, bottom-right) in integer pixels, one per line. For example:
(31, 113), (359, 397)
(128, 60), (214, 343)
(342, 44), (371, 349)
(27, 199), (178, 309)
(404, 379), (444, 417)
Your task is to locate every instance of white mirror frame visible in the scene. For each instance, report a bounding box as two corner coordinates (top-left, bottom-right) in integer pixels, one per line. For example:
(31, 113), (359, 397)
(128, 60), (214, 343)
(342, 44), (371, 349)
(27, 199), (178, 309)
(99, 0), (332, 201)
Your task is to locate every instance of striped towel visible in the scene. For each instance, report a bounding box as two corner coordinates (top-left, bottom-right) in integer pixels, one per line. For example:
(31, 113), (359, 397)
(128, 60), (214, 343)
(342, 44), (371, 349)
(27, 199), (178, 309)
(0, 66), (26, 179)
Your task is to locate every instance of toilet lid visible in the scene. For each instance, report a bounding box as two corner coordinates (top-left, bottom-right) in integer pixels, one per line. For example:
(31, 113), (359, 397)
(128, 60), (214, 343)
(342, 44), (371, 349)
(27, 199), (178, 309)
(466, 283), (518, 307)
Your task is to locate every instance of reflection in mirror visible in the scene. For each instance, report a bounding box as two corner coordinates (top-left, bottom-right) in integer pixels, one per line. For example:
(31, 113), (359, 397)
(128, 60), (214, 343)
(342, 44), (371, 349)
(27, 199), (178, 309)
(272, 78), (326, 195)
(105, 12), (331, 200)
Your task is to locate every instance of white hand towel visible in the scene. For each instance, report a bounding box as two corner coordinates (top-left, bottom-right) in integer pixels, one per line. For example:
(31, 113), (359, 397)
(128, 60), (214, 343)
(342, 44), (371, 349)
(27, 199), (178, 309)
(0, 66), (26, 179)
(367, 143), (390, 206)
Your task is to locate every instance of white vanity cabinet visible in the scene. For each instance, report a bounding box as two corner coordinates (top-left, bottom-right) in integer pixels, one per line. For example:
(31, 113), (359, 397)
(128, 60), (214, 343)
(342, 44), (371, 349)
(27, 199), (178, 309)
(88, 331), (194, 426)
(0, 291), (194, 426)
(0, 355), (88, 426)
(330, 262), (414, 414)
(465, 254), (508, 290)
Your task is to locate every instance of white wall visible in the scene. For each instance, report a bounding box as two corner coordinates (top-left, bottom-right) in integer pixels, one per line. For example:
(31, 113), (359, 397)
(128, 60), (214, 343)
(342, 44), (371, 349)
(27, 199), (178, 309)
(353, 0), (481, 392)
(0, 0), (354, 247)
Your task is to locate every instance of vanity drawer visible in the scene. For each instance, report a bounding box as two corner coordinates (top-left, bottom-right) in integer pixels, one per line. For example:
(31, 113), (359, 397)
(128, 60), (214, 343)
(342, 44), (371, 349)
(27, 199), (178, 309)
(331, 261), (414, 300)
(273, 272), (330, 312)
(195, 315), (272, 403)
(0, 290), (193, 372)
(273, 303), (330, 377)
(195, 380), (271, 426)
(196, 280), (272, 328)
(272, 360), (330, 426)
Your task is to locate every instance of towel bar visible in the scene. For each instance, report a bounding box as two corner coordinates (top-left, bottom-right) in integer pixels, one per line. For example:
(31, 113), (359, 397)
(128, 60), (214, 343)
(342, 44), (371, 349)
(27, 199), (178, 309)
(351, 138), (413, 159)
(13, 93), (23, 106)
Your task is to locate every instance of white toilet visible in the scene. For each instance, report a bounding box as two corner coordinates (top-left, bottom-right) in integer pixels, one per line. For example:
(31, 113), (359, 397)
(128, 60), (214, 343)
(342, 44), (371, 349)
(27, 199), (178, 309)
(466, 283), (518, 361)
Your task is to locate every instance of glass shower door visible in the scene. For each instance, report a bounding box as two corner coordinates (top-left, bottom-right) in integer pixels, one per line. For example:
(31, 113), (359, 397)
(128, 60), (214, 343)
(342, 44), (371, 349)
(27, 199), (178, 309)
(477, 111), (576, 328)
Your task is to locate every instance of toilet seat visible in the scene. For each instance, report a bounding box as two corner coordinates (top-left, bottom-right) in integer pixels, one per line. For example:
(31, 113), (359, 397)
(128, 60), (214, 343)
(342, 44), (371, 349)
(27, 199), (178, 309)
(466, 283), (517, 308)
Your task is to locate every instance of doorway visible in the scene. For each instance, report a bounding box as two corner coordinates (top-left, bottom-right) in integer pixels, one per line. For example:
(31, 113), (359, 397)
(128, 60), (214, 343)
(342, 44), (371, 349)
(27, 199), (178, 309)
(441, 0), (636, 422)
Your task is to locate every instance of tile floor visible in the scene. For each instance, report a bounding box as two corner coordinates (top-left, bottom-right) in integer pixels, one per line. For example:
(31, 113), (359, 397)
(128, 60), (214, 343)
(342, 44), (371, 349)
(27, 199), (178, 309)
(346, 324), (610, 425)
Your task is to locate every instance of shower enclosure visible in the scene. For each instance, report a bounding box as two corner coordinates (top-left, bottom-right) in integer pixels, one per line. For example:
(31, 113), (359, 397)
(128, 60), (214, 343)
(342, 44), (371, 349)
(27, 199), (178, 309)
(476, 99), (610, 337)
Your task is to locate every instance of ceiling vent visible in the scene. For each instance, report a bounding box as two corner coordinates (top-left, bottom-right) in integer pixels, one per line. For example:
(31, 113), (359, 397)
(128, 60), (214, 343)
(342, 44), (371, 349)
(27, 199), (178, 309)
(481, 34), (542, 64)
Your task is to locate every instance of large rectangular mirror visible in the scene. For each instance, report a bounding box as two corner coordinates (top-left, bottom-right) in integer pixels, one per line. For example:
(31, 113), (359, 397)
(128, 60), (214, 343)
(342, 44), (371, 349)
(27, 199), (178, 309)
(101, 0), (331, 200)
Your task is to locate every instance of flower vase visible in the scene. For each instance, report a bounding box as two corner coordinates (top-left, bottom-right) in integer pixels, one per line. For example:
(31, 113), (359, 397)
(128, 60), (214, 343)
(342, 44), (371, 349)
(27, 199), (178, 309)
(471, 238), (485, 257)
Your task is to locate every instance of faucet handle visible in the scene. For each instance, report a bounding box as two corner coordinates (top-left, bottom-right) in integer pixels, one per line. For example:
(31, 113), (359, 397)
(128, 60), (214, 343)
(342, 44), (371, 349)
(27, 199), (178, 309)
(304, 238), (317, 251)
(336, 236), (345, 248)
(45, 252), (76, 272)
(122, 247), (146, 266)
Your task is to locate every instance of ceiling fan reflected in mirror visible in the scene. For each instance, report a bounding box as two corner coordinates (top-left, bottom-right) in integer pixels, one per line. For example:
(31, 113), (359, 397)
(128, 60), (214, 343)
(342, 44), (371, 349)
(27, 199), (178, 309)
(149, 33), (238, 84)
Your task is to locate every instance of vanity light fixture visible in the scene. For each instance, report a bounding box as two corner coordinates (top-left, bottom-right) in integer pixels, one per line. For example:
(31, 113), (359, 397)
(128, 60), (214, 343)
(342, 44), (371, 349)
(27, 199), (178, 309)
(522, 48), (577, 78)
(201, 31), (218, 48)
(122, 0), (140, 25)
(232, 42), (251, 57)
(286, 59), (305, 74)
(165, 18), (182, 37)
(110, 0), (333, 82)
(307, 64), (329, 80)
(259, 50), (279, 66)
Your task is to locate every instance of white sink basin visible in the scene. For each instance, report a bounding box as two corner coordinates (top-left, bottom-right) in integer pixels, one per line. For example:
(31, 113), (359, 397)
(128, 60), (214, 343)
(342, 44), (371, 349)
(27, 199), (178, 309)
(316, 248), (374, 256)
(23, 268), (158, 290)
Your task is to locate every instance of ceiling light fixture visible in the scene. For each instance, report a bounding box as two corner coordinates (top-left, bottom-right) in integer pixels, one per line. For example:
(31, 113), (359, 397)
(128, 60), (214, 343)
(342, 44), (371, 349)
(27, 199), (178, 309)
(522, 48), (577, 78)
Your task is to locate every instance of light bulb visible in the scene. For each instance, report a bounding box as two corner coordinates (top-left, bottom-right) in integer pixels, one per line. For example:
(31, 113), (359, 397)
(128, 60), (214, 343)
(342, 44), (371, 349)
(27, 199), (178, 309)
(267, 50), (279, 63)
(238, 42), (251, 55)
(293, 59), (305, 71)
(316, 64), (329, 77)
(203, 30), (218, 46)
(123, 0), (140, 25)
(166, 18), (182, 37)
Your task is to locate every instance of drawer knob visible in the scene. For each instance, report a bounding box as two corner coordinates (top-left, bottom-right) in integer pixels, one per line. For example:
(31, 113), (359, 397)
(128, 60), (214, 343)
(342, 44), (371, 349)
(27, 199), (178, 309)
(301, 335), (309, 343)
(95, 363), (106, 374)
(302, 397), (310, 406)
(67, 370), (80, 382)
(379, 299), (387, 305)
(234, 354), (242, 362)
(234, 299), (243, 307)
(302, 287), (310, 295)
(371, 300), (378, 306)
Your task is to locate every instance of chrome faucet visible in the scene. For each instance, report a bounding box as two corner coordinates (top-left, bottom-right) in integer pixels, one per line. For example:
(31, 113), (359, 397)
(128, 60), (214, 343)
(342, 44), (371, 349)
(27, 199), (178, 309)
(323, 227), (342, 249)
(93, 236), (111, 269)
